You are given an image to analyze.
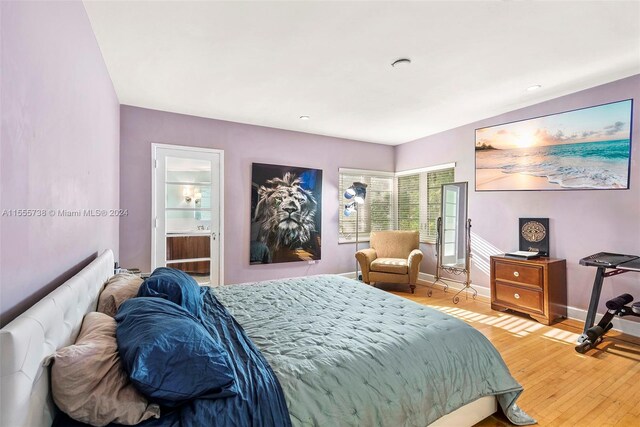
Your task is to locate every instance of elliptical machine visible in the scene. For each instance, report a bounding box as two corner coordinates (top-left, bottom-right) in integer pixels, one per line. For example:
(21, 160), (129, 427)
(575, 293), (640, 354)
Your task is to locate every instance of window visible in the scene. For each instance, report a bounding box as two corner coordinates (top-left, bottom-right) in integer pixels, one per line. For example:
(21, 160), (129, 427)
(397, 174), (420, 230)
(338, 164), (454, 244)
(397, 166), (455, 243)
(338, 169), (395, 242)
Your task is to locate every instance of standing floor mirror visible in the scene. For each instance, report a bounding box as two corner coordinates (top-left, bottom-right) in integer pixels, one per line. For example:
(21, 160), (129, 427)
(430, 181), (477, 303)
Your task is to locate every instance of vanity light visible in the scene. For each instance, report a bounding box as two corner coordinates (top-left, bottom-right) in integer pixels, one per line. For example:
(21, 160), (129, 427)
(183, 187), (202, 203)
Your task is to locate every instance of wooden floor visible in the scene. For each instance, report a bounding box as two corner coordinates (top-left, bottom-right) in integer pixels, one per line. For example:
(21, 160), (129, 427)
(381, 282), (640, 427)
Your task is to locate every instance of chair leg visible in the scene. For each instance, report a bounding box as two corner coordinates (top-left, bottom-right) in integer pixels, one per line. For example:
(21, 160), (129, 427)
(410, 284), (416, 294)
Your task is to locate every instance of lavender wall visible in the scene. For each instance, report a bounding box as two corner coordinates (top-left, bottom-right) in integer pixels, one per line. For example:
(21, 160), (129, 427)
(395, 75), (640, 313)
(0, 1), (120, 326)
(119, 106), (394, 283)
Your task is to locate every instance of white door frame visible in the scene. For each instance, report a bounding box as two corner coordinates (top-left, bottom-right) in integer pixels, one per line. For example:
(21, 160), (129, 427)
(151, 143), (224, 284)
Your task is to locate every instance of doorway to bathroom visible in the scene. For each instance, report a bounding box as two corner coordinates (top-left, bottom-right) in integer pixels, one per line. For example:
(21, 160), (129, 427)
(151, 144), (224, 285)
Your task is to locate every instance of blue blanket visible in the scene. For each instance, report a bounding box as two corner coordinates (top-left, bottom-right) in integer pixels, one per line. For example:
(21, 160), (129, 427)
(54, 290), (291, 427)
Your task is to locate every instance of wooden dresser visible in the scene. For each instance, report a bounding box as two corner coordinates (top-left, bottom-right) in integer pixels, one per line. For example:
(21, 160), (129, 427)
(490, 255), (567, 325)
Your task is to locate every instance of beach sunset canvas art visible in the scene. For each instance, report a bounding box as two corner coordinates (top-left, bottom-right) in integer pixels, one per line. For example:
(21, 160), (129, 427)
(475, 100), (633, 191)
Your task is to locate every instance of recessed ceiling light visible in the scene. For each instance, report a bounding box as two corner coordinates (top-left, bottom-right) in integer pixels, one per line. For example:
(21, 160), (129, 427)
(526, 84), (542, 92)
(299, 115), (310, 120)
(391, 58), (411, 68)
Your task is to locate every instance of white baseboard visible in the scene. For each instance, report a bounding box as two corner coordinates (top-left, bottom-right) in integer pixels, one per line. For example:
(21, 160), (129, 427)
(336, 271), (640, 338)
(565, 305), (640, 338)
(417, 273), (640, 338)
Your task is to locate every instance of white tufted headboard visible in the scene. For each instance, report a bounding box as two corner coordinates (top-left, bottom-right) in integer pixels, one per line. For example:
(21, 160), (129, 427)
(0, 249), (114, 427)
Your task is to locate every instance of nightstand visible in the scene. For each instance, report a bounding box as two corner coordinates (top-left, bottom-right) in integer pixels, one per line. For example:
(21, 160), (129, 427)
(490, 255), (567, 325)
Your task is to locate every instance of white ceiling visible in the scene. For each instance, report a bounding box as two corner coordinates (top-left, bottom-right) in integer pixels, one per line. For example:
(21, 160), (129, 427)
(84, 1), (640, 145)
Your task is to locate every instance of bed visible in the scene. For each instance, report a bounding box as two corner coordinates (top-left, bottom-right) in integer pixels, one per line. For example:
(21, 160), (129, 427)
(0, 250), (533, 427)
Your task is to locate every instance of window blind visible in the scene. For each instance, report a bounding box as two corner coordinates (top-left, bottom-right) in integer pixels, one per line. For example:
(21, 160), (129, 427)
(338, 170), (394, 242)
(397, 168), (455, 243)
(397, 174), (420, 231)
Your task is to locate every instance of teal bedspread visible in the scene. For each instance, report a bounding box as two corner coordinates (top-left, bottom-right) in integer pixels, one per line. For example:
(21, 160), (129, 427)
(215, 275), (535, 426)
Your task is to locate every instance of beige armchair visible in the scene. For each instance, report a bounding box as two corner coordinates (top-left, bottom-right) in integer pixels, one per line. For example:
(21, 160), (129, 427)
(355, 230), (423, 293)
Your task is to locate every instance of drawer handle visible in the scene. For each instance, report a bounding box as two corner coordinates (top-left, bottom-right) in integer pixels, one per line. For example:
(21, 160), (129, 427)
(513, 271), (520, 277)
(514, 293), (520, 299)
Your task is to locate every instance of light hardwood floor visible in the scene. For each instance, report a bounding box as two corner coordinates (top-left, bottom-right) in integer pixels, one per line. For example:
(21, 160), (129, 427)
(381, 282), (640, 427)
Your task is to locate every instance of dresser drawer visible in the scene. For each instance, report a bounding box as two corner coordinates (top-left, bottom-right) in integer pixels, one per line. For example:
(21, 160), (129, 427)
(494, 261), (543, 289)
(490, 256), (566, 325)
(494, 282), (544, 314)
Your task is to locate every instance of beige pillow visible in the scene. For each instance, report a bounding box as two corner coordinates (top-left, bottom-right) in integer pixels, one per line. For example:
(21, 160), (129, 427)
(97, 273), (143, 317)
(51, 312), (160, 426)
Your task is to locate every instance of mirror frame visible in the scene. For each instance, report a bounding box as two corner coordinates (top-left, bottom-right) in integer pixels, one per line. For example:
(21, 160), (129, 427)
(431, 181), (477, 304)
(438, 181), (469, 270)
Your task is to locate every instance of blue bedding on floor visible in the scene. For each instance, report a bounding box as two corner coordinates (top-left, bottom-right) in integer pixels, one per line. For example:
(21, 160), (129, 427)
(54, 291), (291, 427)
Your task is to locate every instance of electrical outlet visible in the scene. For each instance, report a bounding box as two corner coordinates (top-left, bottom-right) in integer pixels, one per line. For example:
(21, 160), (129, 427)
(308, 260), (316, 265)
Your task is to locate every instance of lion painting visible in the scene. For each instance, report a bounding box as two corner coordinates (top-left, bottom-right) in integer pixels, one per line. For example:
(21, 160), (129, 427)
(250, 164), (322, 264)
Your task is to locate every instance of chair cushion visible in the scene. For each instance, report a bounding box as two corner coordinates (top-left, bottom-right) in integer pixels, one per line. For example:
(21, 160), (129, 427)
(370, 258), (409, 274)
(370, 230), (419, 258)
